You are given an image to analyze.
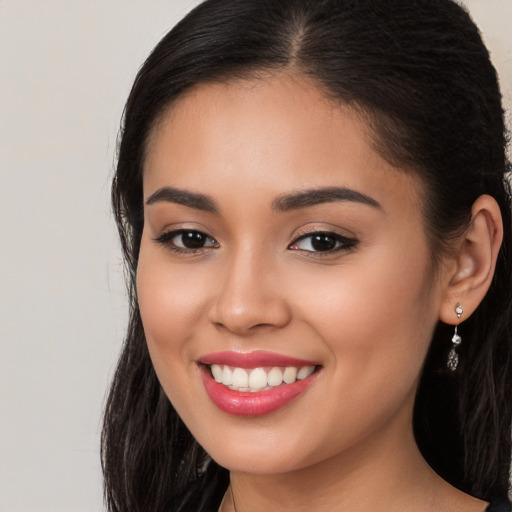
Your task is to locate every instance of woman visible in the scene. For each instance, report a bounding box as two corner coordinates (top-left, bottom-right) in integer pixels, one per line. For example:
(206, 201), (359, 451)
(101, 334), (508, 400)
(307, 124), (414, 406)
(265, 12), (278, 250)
(102, 0), (512, 510)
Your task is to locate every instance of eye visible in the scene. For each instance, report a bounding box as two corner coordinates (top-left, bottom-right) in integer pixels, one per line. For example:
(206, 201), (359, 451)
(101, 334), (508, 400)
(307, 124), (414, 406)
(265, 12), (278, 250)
(154, 229), (219, 253)
(289, 231), (357, 253)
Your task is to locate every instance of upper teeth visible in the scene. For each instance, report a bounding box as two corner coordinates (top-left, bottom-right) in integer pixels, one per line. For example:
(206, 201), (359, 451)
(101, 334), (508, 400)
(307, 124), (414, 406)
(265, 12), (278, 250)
(210, 364), (315, 391)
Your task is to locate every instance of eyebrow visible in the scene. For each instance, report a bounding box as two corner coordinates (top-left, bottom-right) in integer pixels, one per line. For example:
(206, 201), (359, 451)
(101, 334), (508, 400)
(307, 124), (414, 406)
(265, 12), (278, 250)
(271, 186), (381, 212)
(146, 186), (220, 214)
(145, 185), (381, 214)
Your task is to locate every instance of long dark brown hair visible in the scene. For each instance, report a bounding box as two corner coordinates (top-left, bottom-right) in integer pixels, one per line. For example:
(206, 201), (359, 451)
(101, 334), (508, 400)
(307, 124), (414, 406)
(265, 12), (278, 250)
(102, 1), (512, 510)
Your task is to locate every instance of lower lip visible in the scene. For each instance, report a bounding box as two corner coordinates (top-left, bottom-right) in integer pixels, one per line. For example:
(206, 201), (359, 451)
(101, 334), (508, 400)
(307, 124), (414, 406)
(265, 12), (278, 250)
(199, 366), (319, 416)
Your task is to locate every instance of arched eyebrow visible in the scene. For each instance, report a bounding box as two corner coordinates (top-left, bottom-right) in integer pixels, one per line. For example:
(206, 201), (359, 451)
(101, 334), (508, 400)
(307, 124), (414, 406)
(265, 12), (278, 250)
(271, 187), (381, 212)
(146, 187), (219, 214)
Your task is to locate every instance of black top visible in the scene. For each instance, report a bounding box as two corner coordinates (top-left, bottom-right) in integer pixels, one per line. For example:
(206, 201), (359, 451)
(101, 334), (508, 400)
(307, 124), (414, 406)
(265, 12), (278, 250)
(487, 497), (512, 512)
(173, 463), (511, 512)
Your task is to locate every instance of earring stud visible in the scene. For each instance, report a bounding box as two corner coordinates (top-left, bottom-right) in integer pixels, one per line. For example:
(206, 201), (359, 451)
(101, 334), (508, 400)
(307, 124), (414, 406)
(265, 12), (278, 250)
(447, 303), (463, 371)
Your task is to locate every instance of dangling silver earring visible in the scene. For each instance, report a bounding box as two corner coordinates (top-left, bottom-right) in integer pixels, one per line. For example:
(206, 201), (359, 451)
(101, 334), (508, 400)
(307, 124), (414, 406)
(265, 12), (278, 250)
(447, 303), (463, 371)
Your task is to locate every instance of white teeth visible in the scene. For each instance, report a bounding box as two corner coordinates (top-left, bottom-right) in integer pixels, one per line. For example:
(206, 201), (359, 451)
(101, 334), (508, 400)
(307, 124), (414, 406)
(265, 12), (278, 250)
(232, 368), (249, 388)
(297, 366), (315, 380)
(210, 364), (317, 391)
(283, 366), (297, 384)
(211, 364), (223, 383)
(267, 367), (283, 387)
(222, 366), (233, 385)
(248, 368), (268, 390)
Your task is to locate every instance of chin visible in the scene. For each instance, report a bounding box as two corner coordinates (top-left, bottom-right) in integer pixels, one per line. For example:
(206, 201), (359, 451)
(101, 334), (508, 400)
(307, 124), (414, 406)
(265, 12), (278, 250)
(209, 448), (304, 475)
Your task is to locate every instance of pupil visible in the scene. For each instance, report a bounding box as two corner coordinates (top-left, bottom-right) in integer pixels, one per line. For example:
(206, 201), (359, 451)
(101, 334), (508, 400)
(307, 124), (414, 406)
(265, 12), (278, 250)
(182, 231), (205, 248)
(311, 234), (336, 251)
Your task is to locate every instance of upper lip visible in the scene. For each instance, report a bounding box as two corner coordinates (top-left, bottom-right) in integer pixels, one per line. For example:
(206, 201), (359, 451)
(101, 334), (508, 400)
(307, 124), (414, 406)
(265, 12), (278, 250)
(199, 350), (321, 368)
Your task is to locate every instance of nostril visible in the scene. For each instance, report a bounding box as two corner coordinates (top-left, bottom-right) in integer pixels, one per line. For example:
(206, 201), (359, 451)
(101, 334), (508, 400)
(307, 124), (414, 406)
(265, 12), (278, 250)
(209, 296), (292, 334)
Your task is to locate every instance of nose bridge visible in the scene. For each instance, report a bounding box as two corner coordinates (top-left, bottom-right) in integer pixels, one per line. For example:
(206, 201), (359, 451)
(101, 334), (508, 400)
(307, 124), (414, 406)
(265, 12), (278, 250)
(210, 241), (290, 334)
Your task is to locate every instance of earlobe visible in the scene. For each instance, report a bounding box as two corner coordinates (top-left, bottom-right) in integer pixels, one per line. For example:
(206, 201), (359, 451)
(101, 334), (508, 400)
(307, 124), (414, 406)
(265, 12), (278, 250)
(439, 194), (503, 324)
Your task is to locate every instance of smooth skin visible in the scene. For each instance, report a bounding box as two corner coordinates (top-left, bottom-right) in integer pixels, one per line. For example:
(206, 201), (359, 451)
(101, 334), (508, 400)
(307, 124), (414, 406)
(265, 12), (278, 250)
(137, 74), (502, 512)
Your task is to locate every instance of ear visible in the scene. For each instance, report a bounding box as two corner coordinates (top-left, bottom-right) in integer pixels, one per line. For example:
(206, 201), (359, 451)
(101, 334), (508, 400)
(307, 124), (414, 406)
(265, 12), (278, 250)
(439, 195), (503, 325)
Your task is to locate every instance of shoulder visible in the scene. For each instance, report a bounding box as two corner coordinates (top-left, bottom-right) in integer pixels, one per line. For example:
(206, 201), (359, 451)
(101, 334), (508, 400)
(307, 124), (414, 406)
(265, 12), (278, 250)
(486, 497), (512, 512)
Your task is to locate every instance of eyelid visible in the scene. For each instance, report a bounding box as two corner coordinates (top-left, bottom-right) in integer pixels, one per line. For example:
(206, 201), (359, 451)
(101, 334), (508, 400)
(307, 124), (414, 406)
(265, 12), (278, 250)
(153, 228), (219, 253)
(288, 229), (358, 253)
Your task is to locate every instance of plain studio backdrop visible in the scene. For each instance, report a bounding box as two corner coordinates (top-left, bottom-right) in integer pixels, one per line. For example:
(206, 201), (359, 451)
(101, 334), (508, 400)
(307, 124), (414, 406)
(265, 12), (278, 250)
(0, 1), (510, 511)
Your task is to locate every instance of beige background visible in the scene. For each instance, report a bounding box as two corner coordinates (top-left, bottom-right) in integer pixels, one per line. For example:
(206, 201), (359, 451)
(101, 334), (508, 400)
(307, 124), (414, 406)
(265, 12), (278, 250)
(0, 1), (510, 511)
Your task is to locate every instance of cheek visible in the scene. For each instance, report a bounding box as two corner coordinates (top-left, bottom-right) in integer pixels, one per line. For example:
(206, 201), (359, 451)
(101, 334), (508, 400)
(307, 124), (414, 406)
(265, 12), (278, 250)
(137, 243), (206, 347)
(135, 239), (214, 406)
(136, 241), (213, 423)
(276, 250), (436, 460)
(289, 242), (436, 388)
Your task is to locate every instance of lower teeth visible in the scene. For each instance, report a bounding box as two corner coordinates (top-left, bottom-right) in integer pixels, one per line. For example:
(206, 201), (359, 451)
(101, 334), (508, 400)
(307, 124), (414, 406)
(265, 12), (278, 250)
(229, 385), (273, 392)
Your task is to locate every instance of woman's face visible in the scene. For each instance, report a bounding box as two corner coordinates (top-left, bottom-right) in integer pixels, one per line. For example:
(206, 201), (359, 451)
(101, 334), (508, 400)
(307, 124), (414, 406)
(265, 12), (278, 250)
(137, 75), (447, 474)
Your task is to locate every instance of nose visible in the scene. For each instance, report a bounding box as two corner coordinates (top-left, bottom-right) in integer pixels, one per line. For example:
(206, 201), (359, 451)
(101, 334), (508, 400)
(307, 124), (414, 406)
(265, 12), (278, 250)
(208, 247), (292, 335)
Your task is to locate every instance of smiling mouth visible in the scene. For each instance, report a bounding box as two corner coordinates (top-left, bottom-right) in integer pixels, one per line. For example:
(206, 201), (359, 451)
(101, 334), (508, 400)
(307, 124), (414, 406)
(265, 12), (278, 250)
(206, 364), (320, 392)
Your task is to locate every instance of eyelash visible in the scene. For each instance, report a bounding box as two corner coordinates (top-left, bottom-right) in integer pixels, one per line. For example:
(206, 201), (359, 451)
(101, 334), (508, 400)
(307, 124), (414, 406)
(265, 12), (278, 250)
(153, 229), (358, 255)
(153, 229), (219, 254)
(289, 231), (358, 255)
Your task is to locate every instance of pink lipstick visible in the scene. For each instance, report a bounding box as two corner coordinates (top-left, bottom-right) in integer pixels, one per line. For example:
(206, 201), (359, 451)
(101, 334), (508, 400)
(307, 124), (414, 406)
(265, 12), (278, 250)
(198, 351), (321, 416)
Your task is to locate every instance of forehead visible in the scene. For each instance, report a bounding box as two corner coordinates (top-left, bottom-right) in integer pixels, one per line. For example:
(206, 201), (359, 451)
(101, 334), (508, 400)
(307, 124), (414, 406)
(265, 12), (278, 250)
(146, 75), (350, 166)
(143, 75), (422, 214)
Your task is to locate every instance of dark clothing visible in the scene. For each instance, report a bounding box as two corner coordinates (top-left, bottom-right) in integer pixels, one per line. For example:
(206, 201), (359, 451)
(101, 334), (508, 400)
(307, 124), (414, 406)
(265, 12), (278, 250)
(173, 463), (228, 512)
(487, 496), (512, 511)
